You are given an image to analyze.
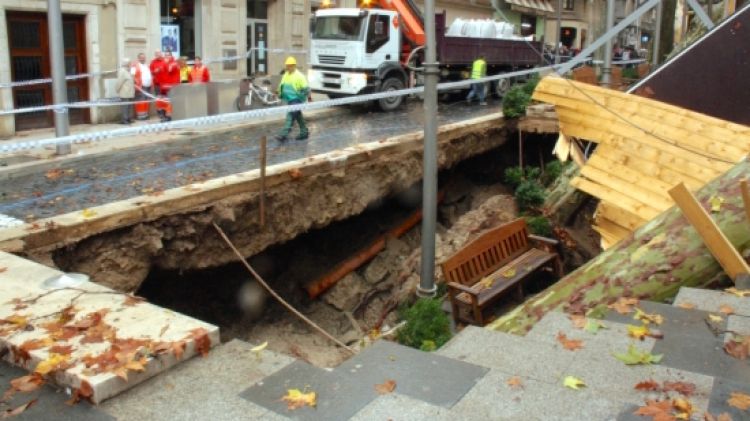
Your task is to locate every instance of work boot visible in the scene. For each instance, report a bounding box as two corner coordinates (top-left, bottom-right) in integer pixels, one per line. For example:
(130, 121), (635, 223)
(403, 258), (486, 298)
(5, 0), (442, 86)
(480, 101), (488, 106)
(275, 135), (288, 142)
(295, 134), (309, 141)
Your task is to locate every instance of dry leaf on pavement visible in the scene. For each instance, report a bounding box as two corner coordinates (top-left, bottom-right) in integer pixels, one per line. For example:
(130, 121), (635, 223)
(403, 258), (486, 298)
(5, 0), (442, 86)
(281, 388), (317, 410)
(9, 374), (44, 393)
(556, 332), (584, 351)
(563, 376), (586, 390)
(725, 288), (750, 298)
(608, 297), (639, 315)
(677, 302), (696, 310)
(718, 304), (735, 315)
(1, 398), (37, 418)
(569, 314), (587, 329)
(662, 381), (696, 397)
(708, 314), (724, 323)
(727, 391), (750, 410)
(633, 400), (675, 421)
(634, 379), (660, 392)
(703, 412), (733, 421)
(506, 376), (523, 390)
(375, 379), (397, 395)
(724, 336), (750, 360)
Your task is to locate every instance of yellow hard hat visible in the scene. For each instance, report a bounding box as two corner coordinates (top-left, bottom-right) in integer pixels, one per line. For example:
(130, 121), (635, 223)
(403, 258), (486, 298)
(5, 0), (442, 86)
(285, 56), (297, 66)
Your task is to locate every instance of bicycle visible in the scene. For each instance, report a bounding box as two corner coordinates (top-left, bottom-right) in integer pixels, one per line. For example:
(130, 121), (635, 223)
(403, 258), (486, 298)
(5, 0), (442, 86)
(235, 76), (281, 111)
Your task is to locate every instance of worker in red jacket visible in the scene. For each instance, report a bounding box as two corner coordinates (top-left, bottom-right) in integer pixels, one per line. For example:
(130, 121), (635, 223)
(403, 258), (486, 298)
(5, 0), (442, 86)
(160, 51), (181, 95)
(188, 56), (211, 83)
(149, 50), (166, 95)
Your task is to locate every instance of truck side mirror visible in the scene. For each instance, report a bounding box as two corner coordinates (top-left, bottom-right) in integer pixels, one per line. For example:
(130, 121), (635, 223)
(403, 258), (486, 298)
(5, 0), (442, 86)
(309, 16), (316, 34)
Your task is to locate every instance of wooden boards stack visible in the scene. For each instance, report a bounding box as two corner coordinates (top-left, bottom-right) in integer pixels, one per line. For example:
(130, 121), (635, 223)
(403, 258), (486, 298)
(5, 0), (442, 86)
(532, 76), (750, 248)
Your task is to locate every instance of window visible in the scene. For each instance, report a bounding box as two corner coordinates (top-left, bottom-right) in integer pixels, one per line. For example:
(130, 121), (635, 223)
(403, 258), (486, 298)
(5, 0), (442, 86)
(564, 0), (575, 11)
(312, 16), (364, 40)
(520, 15), (536, 37)
(247, 0), (268, 19)
(366, 14), (390, 53)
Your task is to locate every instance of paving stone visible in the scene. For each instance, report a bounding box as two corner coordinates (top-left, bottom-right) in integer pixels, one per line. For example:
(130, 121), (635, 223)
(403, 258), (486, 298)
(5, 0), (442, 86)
(451, 368), (628, 420)
(101, 340), (293, 420)
(350, 393), (452, 421)
(707, 376), (750, 420)
(674, 287), (750, 316)
(725, 314), (750, 338)
(0, 252), (220, 404)
(0, 362), (112, 421)
(437, 326), (577, 384)
(339, 339), (488, 408)
(526, 311), (656, 358)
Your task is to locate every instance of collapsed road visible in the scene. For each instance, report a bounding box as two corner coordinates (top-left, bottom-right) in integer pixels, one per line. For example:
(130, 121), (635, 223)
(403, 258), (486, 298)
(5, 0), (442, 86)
(0, 100), (512, 292)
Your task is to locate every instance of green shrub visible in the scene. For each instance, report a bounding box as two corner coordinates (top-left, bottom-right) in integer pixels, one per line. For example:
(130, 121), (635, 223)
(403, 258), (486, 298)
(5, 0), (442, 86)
(522, 75), (541, 96)
(622, 66), (639, 80)
(541, 160), (564, 186)
(397, 298), (451, 351)
(502, 85), (531, 119)
(515, 180), (546, 211)
(504, 166), (525, 189)
(525, 215), (553, 237)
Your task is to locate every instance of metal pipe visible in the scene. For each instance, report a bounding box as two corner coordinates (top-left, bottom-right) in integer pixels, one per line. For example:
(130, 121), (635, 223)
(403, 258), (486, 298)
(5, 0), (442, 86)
(686, 0), (715, 28)
(601, 0), (615, 87)
(653, 0), (663, 65)
(418, 0), (439, 298)
(47, 0), (71, 155)
(555, 0), (562, 64)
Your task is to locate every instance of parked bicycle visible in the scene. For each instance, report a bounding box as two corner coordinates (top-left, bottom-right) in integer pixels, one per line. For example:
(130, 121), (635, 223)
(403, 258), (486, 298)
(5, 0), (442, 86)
(235, 76), (281, 111)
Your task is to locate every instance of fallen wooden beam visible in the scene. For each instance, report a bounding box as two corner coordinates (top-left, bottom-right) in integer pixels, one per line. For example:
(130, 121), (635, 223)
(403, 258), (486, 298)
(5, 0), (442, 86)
(669, 182), (750, 282)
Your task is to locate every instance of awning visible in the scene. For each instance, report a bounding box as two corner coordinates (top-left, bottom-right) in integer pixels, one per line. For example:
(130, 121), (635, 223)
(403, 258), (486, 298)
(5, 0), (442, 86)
(506, 0), (555, 15)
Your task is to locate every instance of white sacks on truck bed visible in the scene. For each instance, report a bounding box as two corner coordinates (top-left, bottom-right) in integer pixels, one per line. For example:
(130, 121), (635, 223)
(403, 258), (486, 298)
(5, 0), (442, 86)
(446, 18), (521, 40)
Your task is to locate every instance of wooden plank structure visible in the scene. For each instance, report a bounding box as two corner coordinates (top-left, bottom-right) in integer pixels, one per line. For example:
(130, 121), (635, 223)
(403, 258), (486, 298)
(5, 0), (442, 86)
(532, 76), (750, 248)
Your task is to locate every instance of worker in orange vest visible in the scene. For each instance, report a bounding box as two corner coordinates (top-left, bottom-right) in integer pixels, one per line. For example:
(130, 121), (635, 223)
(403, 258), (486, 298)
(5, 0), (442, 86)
(188, 56), (211, 83)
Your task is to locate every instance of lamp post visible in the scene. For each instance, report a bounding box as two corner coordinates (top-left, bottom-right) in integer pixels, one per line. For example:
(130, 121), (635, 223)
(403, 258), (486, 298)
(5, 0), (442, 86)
(418, 0), (439, 298)
(47, 0), (71, 155)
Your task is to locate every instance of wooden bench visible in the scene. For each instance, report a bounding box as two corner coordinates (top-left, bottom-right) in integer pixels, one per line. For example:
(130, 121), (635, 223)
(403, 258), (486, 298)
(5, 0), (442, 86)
(440, 218), (563, 326)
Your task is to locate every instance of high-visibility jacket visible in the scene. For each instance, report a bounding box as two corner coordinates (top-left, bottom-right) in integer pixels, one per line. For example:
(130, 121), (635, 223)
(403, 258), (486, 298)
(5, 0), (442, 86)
(278, 69), (309, 103)
(189, 66), (211, 83)
(131, 65), (142, 89)
(471, 58), (487, 80)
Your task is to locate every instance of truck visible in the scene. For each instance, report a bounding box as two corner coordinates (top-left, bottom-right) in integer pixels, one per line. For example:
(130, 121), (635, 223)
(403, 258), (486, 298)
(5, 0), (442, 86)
(307, 0), (544, 111)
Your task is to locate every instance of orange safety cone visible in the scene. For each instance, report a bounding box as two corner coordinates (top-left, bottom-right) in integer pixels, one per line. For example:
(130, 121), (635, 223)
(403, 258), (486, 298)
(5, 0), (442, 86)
(134, 101), (149, 120)
(155, 97), (172, 122)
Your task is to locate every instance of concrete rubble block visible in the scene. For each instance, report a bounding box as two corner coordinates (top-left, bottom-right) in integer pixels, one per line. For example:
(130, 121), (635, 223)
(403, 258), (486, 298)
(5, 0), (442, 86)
(363, 253), (391, 285)
(0, 252), (220, 404)
(350, 393), (453, 421)
(451, 368), (627, 420)
(322, 272), (368, 312)
(674, 287), (750, 316)
(725, 314), (750, 339)
(101, 340), (294, 420)
(436, 326), (577, 384)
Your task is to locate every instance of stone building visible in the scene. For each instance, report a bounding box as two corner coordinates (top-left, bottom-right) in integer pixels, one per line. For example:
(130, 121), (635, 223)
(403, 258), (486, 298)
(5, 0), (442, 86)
(0, 0), (497, 137)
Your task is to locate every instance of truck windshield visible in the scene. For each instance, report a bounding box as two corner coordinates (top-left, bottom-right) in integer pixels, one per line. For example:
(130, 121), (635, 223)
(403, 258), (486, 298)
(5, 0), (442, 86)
(313, 16), (364, 40)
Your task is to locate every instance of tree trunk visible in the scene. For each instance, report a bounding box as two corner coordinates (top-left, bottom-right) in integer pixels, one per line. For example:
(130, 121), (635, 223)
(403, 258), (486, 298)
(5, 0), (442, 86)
(659, 0), (678, 63)
(489, 158), (750, 335)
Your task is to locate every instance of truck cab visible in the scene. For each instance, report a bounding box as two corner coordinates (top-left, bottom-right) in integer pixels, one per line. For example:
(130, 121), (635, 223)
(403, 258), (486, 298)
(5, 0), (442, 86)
(308, 8), (408, 111)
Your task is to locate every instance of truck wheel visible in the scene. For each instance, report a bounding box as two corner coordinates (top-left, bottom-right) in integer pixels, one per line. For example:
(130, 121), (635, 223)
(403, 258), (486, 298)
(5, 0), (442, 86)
(494, 78), (511, 98)
(377, 77), (405, 111)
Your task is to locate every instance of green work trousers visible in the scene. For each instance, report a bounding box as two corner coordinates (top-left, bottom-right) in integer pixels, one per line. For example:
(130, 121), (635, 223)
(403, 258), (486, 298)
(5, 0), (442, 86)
(279, 111), (308, 138)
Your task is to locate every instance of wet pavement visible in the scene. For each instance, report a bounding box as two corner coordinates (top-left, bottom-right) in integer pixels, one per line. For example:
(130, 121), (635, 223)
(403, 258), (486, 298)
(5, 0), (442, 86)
(0, 100), (501, 220)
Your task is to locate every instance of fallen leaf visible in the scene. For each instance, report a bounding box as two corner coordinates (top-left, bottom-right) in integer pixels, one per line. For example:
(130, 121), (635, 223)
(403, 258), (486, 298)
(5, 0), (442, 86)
(708, 314), (724, 323)
(556, 332), (584, 351)
(251, 341), (268, 355)
(501, 268), (516, 278)
(608, 297), (639, 315)
(628, 324), (651, 341)
(569, 314), (587, 329)
(479, 277), (494, 289)
(80, 209), (97, 218)
(281, 388), (316, 410)
(613, 344), (663, 365)
(709, 195), (724, 213)
(374, 379), (397, 395)
(727, 391), (750, 410)
(673, 397), (693, 419)
(663, 381), (696, 397)
(9, 374), (44, 393)
(0, 267), (6, 274)
(584, 319), (608, 334)
(563, 376), (586, 390)
(703, 412), (733, 421)
(1, 398), (37, 418)
(718, 304), (735, 315)
(634, 379), (660, 392)
(123, 295), (145, 307)
(506, 376), (524, 390)
(633, 400), (674, 421)
(188, 327), (211, 357)
(34, 353), (70, 375)
(48, 344), (74, 355)
(65, 380), (93, 405)
(723, 336), (750, 360)
(725, 288), (750, 298)
(45, 168), (64, 180)
(677, 302), (696, 310)
(634, 308), (664, 325)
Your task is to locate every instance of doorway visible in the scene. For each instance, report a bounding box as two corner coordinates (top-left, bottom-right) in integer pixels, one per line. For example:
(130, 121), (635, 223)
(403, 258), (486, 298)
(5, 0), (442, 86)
(247, 20), (269, 75)
(6, 11), (89, 131)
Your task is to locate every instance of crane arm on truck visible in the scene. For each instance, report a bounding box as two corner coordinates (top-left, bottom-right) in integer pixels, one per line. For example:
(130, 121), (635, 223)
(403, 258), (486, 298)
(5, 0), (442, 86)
(371, 0), (425, 46)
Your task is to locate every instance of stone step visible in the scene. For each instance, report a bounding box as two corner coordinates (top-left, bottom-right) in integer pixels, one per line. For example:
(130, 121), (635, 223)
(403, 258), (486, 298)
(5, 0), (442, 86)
(100, 339), (295, 420)
(0, 252), (220, 404)
(436, 325), (578, 385)
(674, 286), (750, 316)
